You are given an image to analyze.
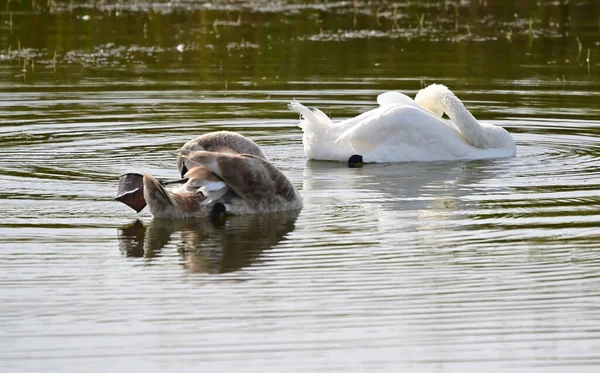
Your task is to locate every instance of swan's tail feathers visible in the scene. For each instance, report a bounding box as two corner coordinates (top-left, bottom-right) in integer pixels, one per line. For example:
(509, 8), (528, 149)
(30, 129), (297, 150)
(288, 100), (333, 131)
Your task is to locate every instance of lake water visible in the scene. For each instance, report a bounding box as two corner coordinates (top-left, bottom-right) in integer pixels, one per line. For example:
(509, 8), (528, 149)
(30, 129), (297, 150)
(1, 1), (600, 372)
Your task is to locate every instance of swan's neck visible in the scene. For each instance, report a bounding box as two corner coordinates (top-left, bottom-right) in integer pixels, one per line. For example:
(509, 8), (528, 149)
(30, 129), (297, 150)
(415, 84), (507, 149)
(442, 92), (489, 148)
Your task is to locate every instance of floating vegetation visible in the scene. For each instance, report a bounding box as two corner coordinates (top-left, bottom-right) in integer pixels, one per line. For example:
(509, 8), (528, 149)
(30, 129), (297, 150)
(226, 40), (259, 51)
(301, 27), (501, 43)
(0, 0), (597, 80)
(0, 46), (44, 61)
(2, 1), (594, 42)
(299, 28), (494, 43)
(0, 43), (172, 71)
(63, 44), (167, 68)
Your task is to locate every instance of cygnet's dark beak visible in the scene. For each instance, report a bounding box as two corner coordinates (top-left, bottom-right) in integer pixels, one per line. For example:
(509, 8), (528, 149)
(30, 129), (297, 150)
(160, 178), (189, 186)
(180, 163), (189, 178)
(347, 154), (364, 168)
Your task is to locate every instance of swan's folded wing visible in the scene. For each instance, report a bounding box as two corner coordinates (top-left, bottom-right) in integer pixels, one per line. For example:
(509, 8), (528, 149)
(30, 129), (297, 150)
(333, 105), (417, 144)
(336, 105), (456, 150)
(325, 106), (389, 142)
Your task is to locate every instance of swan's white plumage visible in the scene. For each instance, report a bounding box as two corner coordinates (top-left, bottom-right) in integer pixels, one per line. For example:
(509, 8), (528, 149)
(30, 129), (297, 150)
(289, 84), (516, 163)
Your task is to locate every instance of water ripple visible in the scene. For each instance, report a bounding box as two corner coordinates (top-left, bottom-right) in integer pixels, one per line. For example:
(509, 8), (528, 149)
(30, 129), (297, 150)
(1, 83), (600, 372)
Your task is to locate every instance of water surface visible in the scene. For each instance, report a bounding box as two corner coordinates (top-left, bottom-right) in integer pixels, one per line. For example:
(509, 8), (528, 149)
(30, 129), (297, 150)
(1, 1), (600, 372)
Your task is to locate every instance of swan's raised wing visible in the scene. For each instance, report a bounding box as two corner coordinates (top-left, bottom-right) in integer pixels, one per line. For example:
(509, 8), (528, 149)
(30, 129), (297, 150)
(379, 90), (446, 118)
(377, 91), (421, 108)
(178, 150), (299, 206)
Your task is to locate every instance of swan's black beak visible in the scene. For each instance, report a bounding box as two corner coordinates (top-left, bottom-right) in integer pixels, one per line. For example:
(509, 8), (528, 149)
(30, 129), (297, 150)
(211, 202), (227, 222)
(347, 154), (364, 168)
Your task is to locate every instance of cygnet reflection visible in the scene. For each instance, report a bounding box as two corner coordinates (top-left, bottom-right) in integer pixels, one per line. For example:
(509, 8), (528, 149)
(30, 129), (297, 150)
(117, 211), (300, 274)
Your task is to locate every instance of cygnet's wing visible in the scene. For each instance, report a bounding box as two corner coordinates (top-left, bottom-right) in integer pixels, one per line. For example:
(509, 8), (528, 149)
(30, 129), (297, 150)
(183, 166), (229, 204)
(177, 131), (266, 177)
(178, 150), (298, 205)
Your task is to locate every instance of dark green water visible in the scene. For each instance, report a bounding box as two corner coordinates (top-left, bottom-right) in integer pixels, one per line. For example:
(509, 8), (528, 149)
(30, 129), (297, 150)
(1, 1), (600, 372)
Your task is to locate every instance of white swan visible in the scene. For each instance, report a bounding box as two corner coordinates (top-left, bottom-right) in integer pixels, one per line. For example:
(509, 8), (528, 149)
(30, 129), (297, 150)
(288, 84), (516, 163)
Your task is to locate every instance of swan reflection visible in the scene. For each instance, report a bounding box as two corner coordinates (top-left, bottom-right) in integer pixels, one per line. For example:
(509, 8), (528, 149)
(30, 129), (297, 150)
(117, 211), (300, 273)
(302, 159), (497, 212)
(300, 159), (506, 253)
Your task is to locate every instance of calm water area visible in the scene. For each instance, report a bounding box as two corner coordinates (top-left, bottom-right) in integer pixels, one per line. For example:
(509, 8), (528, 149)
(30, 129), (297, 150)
(1, 1), (600, 372)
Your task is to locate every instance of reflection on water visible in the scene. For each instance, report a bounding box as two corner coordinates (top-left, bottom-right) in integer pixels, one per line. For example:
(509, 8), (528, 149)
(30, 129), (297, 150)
(303, 158), (495, 210)
(118, 212), (299, 274)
